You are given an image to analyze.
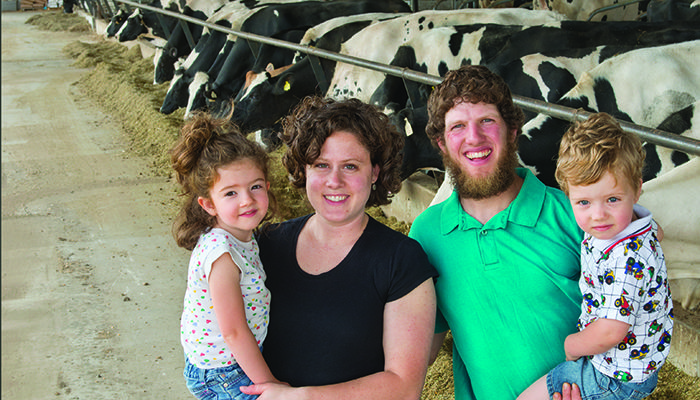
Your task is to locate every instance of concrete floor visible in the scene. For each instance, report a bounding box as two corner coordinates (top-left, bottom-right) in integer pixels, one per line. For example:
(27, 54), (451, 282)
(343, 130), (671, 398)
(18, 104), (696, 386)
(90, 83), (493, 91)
(2, 10), (190, 399)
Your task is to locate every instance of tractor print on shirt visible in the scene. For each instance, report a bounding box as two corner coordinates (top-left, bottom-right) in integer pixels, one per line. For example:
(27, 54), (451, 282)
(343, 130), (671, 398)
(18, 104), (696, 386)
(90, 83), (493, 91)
(614, 370), (633, 382)
(583, 292), (602, 313)
(630, 344), (649, 360)
(643, 300), (660, 313)
(648, 319), (663, 336)
(625, 257), (645, 280)
(615, 289), (634, 316)
(598, 269), (615, 285)
(657, 330), (672, 352)
(624, 237), (643, 255)
(618, 331), (637, 350)
(644, 361), (658, 375)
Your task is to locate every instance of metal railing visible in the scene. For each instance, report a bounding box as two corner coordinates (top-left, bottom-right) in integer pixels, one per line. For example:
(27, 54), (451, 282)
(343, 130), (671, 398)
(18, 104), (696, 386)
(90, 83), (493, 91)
(587, 0), (648, 21)
(115, 0), (700, 156)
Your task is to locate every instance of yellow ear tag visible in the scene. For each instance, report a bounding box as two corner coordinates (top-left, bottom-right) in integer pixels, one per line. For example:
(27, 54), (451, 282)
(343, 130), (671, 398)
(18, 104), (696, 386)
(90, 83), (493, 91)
(284, 81), (291, 92)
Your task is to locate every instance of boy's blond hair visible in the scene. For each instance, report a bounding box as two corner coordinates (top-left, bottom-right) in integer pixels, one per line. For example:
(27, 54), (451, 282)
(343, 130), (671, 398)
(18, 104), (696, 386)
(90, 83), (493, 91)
(555, 112), (645, 196)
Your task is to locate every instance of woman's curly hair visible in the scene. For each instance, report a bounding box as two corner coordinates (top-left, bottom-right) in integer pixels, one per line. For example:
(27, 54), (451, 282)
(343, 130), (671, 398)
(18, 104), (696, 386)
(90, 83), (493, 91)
(280, 96), (404, 207)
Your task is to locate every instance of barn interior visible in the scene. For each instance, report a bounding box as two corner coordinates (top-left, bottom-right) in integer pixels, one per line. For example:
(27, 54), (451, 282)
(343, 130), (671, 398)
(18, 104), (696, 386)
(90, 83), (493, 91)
(2, 1), (699, 398)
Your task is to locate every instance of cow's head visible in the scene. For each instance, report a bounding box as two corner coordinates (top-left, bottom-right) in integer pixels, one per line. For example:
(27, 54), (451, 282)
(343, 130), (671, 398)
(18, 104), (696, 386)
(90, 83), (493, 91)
(105, 9), (127, 37)
(231, 64), (297, 137)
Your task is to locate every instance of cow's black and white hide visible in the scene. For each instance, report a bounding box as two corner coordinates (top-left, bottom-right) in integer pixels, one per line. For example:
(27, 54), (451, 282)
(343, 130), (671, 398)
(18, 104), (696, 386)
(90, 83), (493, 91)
(152, 7), (208, 84)
(155, 0), (307, 109)
(372, 20), (700, 114)
(429, 40), (699, 205)
(105, 8), (130, 37)
(520, 40), (700, 187)
(327, 8), (565, 103)
(160, 20), (232, 114)
(230, 8), (564, 148)
(115, 6), (180, 42)
(151, 0), (290, 84)
(533, 0), (649, 21)
(201, 0), (411, 117)
(647, 0), (700, 21)
(229, 13), (404, 147)
(184, 28), (307, 118)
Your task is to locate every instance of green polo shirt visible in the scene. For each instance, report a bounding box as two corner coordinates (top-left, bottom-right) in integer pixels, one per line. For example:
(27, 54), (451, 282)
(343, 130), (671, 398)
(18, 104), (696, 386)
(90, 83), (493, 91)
(409, 168), (583, 400)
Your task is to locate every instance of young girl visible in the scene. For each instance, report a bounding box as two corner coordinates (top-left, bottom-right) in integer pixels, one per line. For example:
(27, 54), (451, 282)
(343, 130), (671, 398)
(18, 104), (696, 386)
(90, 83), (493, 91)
(171, 111), (280, 399)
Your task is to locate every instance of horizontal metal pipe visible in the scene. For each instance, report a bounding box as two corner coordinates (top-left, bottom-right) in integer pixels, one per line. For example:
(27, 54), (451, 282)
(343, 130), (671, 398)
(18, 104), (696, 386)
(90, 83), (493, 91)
(116, 0), (700, 156)
(587, 0), (647, 21)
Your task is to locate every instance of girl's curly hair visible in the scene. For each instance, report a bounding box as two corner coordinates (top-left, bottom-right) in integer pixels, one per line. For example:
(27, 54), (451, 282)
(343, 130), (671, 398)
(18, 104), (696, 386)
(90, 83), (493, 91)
(170, 111), (277, 250)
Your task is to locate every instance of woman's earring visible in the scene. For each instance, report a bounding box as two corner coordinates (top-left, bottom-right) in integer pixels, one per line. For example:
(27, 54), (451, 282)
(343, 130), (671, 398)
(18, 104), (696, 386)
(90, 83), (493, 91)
(372, 183), (377, 191)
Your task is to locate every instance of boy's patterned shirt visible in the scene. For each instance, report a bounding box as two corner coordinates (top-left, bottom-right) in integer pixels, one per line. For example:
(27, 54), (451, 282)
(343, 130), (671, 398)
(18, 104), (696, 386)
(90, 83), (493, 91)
(578, 205), (673, 383)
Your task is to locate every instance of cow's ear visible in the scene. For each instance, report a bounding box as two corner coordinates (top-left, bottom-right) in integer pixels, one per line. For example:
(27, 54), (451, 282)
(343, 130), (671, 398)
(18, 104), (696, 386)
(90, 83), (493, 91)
(272, 74), (293, 95)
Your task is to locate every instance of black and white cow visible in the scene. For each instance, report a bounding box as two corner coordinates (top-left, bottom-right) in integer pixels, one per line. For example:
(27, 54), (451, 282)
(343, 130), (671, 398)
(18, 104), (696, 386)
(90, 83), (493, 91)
(156, 0), (304, 107)
(187, 28), (309, 118)
(230, 9), (564, 147)
(388, 104), (445, 180)
(326, 9), (564, 103)
(152, 7), (209, 84)
(519, 40), (699, 187)
(228, 14), (403, 148)
(647, 0), (700, 21)
(151, 0), (272, 84)
(152, 0), (323, 85)
(202, 0), (412, 112)
(115, 6), (181, 42)
(374, 20), (700, 114)
(532, 0), (648, 21)
(105, 8), (130, 38)
(159, 20), (232, 114)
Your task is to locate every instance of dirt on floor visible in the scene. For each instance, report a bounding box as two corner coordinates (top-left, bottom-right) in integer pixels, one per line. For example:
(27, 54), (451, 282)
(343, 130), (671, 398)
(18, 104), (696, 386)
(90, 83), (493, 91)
(5, 10), (699, 400)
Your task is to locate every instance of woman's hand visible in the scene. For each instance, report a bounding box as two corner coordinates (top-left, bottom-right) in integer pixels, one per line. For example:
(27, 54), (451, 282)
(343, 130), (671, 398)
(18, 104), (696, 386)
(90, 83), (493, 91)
(552, 383), (581, 400)
(240, 381), (295, 400)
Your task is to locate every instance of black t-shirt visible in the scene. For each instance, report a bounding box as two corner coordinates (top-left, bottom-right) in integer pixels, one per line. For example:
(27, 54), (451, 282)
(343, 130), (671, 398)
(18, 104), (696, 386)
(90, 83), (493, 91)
(256, 214), (437, 387)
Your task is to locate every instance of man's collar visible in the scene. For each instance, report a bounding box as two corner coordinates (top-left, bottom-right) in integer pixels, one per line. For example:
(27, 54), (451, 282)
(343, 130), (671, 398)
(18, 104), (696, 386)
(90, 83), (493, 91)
(439, 168), (545, 234)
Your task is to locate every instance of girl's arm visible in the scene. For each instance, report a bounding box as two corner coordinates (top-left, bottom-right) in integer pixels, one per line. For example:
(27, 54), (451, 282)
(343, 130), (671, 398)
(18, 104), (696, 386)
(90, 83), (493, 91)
(241, 278), (437, 400)
(209, 253), (278, 384)
(564, 318), (630, 361)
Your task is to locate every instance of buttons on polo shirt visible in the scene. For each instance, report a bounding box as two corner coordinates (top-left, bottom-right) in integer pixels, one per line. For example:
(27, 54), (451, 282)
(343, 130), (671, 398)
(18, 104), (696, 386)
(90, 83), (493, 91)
(478, 229), (499, 267)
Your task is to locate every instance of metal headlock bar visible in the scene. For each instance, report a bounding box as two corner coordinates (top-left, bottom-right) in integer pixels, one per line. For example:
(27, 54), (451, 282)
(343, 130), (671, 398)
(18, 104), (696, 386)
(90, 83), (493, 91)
(587, 0), (649, 21)
(116, 0), (700, 156)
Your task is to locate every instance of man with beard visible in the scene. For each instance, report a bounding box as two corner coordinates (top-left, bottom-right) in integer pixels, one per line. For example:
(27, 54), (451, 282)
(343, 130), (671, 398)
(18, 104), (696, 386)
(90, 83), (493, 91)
(409, 65), (583, 400)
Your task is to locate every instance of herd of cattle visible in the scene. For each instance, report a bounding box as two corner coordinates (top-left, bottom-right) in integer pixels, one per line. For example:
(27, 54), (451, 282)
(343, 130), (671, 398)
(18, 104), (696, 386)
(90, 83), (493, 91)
(101, 0), (700, 309)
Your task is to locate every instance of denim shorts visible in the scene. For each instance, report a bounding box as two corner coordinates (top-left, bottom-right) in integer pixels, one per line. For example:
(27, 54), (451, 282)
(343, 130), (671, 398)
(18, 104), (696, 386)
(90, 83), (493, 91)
(184, 357), (258, 400)
(547, 357), (658, 400)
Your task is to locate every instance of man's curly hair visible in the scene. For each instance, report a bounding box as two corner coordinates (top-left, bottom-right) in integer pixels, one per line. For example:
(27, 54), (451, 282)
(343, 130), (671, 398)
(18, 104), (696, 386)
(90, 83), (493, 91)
(426, 65), (524, 148)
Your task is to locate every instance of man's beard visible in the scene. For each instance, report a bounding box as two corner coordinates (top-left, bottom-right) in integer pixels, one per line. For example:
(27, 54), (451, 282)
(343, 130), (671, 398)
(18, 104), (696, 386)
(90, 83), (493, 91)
(442, 139), (519, 200)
